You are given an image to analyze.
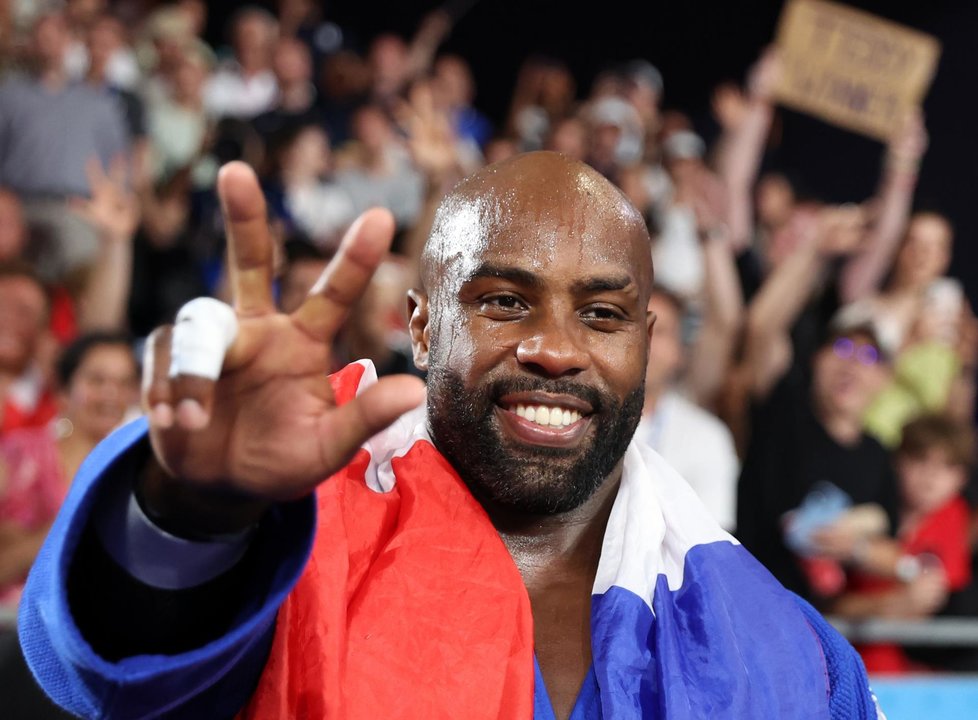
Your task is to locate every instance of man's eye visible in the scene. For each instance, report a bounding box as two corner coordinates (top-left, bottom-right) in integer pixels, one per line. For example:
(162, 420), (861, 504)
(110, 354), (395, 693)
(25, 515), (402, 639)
(582, 306), (625, 321)
(480, 294), (526, 313)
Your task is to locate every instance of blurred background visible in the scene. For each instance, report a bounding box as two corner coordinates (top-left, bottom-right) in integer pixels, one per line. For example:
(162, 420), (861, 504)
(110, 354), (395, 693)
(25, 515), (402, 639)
(1, 1), (978, 718)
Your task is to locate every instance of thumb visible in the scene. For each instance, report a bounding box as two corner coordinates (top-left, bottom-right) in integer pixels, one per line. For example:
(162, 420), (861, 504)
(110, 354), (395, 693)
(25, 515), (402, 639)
(316, 374), (427, 470)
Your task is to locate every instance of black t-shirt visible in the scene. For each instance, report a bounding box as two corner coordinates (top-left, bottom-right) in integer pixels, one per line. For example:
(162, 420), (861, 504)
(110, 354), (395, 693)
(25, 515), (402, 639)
(736, 368), (900, 600)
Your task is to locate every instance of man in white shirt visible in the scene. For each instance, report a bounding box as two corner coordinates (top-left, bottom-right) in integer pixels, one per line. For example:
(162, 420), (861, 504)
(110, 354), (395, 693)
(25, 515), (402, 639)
(203, 7), (278, 119)
(637, 288), (739, 530)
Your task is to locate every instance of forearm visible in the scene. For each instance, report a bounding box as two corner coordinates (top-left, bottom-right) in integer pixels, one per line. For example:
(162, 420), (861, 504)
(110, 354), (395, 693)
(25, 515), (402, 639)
(744, 241), (824, 394)
(717, 100), (773, 247)
(18, 422), (316, 717)
(747, 240), (822, 336)
(77, 231), (133, 331)
(851, 537), (904, 579)
(840, 161), (918, 303)
(687, 234), (744, 404)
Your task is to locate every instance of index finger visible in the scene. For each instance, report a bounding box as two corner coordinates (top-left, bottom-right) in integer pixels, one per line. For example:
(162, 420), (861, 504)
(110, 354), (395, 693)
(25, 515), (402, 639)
(218, 162), (275, 317)
(292, 208), (395, 343)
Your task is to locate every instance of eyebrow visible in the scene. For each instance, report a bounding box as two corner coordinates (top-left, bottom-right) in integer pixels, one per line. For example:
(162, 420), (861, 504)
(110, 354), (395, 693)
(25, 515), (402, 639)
(463, 264), (635, 295)
(464, 264), (544, 289)
(571, 275), (635, 294)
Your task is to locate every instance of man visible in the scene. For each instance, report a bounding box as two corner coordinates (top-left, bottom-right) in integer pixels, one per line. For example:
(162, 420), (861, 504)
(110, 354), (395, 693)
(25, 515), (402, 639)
(636, 289), (739, 530)
(20, 154), (880, 718)
(0, 11), (130, 281)
(203, 7), (279, 120)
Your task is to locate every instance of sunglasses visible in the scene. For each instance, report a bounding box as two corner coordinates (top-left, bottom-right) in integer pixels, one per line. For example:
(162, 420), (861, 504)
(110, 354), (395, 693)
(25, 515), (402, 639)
(831, 337), (882, 366)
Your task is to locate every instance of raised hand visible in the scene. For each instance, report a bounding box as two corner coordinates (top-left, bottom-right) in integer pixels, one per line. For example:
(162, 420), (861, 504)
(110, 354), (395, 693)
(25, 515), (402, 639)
(70, 156), (140, 242)
(746, 46), (782, 103)
(141, 162), (425, 531)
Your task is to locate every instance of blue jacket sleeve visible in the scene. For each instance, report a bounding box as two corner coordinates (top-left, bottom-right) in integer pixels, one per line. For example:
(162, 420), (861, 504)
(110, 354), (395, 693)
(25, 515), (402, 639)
(792, 595), (884, 720)
(17, 418), (317, 719)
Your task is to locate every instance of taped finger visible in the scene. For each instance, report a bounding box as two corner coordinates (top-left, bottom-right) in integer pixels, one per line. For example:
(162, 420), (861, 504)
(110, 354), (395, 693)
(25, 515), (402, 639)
(170, 298), (239, 381)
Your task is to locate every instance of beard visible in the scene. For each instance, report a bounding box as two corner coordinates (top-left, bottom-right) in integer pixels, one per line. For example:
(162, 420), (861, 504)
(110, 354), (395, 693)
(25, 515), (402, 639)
(426, 365), (645, 515)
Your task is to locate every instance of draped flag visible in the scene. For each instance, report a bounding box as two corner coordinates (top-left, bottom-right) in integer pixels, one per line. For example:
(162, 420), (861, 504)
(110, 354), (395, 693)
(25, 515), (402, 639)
(241, 362), (877, 719)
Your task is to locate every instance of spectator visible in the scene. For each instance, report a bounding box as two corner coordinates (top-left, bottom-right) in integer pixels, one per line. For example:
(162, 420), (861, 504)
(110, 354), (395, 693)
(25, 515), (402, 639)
(366, 10), (452, 110)
(84, 14), (145, 143)
(432, 54), (492, 148)
(0, 11), (130, 282)
(651, 129), (710, 299)
(737, 313), (901, 601)
(637, 288), (740, 530)
(65, 1), (139, 91)
(544, 116), (588, 162)
(137, 5), (197, 107)
(0, 263), (56, 436)
(144, 38), (214, 185)
(204, 6), (279, 120)
(276, 0), (344, 63)
(270, 123), (356, 249)
(317, 49), (371, 147)
(506, 56), (576, 151)
(830, 415), (974, 672)
(333, 104), (423, 229)
(0, 331), (138, 612)
(251, 36), (324, 144)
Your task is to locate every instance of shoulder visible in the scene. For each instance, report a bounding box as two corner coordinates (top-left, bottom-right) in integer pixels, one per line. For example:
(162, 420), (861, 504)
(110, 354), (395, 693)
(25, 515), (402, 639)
(665, 393), (734, 443)
(791, 594), (885, 720)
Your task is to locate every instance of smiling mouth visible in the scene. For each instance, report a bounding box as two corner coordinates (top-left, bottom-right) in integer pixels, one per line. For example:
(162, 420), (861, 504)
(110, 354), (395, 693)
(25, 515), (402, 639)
(493, 393), (593, 448)
(509, 403), (582, 428)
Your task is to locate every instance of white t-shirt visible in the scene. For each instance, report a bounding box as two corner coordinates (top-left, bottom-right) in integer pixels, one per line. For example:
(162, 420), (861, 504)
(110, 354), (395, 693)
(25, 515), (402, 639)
(637, 389), (739, 531)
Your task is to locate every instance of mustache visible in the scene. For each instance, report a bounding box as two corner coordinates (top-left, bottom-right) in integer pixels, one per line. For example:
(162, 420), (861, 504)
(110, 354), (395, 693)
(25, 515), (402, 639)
(485, 375), (608, 412)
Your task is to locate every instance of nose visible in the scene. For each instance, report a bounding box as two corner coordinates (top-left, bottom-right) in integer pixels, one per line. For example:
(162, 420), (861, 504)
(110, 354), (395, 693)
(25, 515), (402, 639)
(515, 318), (591, 378)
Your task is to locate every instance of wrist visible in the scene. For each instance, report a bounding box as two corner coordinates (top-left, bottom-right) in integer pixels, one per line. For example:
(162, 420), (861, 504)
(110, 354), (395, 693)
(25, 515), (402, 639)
(138, 456), (269, 540)
(885, 153), (921, 176)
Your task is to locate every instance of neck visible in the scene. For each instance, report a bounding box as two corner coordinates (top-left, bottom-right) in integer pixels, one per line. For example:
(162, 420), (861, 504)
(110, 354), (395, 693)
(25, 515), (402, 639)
(815, 402), (863, 445)
(491, 467), (622, 575)
(39, 64), (67, 89)
(85, 64), (106, 85)
(57, 427), (101, 480)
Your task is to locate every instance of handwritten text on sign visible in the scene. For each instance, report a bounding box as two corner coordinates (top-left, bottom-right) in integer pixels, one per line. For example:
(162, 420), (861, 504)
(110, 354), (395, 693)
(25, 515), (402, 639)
(774, 0), (940, 141)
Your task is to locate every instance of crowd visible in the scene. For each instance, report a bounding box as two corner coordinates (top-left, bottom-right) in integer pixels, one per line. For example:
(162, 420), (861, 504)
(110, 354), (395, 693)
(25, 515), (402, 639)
(1, 0), (976, 683)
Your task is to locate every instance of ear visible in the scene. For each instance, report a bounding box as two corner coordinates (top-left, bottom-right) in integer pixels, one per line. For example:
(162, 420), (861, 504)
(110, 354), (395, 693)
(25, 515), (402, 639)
(407, 288), (431, 371)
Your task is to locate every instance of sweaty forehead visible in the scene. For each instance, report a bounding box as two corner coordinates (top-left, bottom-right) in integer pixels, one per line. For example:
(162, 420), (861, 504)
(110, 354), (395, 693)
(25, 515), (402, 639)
(423, 152), (651, 294)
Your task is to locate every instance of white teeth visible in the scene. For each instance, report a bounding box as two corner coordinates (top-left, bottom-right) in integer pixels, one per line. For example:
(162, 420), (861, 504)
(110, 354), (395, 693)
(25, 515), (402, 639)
(510, 404), (583, 428)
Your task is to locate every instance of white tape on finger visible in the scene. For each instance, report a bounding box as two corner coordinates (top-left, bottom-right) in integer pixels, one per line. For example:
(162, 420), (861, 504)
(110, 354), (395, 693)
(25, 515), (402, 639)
(170, 298), (239, 380)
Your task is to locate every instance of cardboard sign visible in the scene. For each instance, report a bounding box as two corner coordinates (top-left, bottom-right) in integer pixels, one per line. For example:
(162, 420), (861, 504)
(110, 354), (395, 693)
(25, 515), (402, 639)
(774, 0), (941, 141)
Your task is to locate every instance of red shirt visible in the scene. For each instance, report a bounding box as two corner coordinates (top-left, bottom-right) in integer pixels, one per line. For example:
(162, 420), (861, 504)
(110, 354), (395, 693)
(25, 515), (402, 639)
(851, 496), (972, 673)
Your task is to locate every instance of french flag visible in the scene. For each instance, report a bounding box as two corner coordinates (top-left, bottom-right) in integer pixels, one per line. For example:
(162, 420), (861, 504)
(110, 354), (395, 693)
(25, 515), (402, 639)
(241, 362), (874, 719)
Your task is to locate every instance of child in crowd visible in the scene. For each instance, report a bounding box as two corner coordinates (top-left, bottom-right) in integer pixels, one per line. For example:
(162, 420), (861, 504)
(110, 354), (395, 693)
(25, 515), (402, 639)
(830, 414), (974, 672)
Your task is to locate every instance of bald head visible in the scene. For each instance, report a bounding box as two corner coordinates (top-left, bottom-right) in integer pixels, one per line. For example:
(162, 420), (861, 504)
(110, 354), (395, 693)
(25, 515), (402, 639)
(411, 153), (655, 517)
(420, 152), (652, 302)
